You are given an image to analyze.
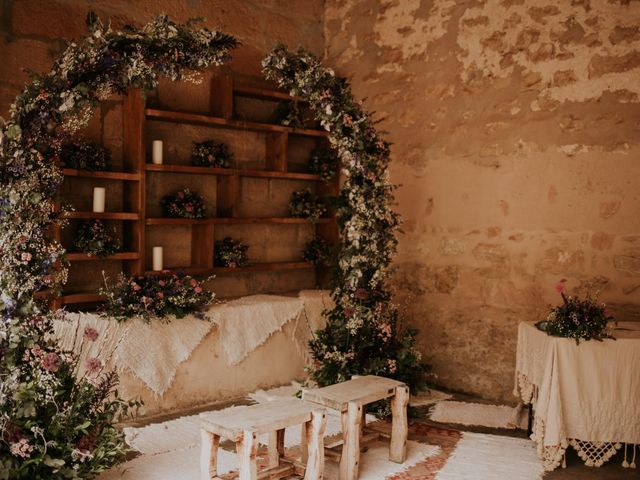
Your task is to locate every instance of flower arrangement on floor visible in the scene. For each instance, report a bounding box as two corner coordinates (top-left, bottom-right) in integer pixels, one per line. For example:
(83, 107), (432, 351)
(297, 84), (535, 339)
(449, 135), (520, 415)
(264, 46), (428, 393)
(538, 279), (615, 344)
(272, 100), (306, 128)
(73, 219), (121, 257)
(61, 140), (111, 171)
(303, 238), (333, 267)
(192, 140), (233, 168)
(0, 11), (236, 477)
(308, 146), (339, 183)
(289, 188), (327, 221)
(161, 188), (206, 219)
(215, 237), (249, 268)
(100, 272), (215, 323)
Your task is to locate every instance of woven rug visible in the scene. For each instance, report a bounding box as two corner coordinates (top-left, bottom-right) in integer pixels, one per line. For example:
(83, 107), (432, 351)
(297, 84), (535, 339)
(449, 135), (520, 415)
(429, 400), (527, 430)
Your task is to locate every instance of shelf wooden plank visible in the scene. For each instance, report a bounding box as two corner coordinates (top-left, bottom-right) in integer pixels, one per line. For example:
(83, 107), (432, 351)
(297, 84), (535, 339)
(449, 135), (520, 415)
(62, 168), (141, 181)
(145, 164), (235, 175)
(66, 252), (140, 261)
(145, 108), (327, 138)
(64, 211), (140, 220)
(146, 217), (332, 226)
(60, 293), (104, 305)
(144, 261), (313, 276)
(234, 83), (305, 103)
(146, 163), (321, 181)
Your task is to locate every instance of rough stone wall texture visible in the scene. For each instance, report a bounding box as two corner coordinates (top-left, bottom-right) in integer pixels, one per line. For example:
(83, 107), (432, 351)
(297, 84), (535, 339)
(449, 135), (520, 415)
(0, 0), (325, 298)
(325, 0), (640, 402)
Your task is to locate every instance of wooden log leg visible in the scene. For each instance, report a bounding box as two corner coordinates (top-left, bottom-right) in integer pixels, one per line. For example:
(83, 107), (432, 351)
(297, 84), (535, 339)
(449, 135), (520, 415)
(301, 421), (309, 463)
(389, 385), (409, 463)
(267, 429), (285, 469)
(200, 430), (220, 480)
(304, 410), (327, 480)
(339, 401), (362, 480)
(236, 430), (258, 480)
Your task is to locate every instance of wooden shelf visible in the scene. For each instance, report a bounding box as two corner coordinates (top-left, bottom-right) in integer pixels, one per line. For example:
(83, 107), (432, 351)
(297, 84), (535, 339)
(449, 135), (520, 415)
(145, 163), (322, 181)
(146, 217), (332, 226)
(145, 108), (327, 138)
(64, 211), (140, 220)
(66, 252), (140, 261)
(234, 83), (305, 103)
(62, 168), (141, 181)
(60, 293), (104, 305)
(145, 261), (312, 276)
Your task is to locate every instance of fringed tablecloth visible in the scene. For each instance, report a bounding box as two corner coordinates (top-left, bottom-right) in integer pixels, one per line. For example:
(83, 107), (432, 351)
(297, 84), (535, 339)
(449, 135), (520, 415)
(514, 322), (640, 471)
(53, 290), (331, 397)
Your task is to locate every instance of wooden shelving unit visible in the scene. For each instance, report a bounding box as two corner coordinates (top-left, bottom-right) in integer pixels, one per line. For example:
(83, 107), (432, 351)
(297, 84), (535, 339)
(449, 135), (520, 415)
(54, 75), (338, 307)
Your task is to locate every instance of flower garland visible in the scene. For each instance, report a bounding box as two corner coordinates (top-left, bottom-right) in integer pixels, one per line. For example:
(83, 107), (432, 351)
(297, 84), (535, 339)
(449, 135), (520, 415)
(263, 46), (427, 392)
(215, 237), (249, 268)
(74, 219), (121, 257)
(289, 188), (326, 221)
(0, 12), (237, 477)
(161, 187), (206, 219)
(100, 272), (214, 323)
(192, 140), (233, 168)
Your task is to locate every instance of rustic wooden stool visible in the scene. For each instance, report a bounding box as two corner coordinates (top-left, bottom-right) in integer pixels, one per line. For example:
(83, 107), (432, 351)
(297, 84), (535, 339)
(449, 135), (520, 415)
(200, 398), (326, 480)
(302, 375), (409, 480)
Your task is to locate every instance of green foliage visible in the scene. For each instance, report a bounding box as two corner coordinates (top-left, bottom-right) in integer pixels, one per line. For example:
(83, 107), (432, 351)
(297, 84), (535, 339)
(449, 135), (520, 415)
(302, 238), (333, 267)
(61, 141), (111, 171)
(272, 100), (306, 128)
(289, 188), (327, 221)
(263, 46), (428, 396)
(191, 140), (233, 168)
(161, 188), (206, 219)
(308, 146), (339, 183)
(0, 12), (237, 477)
(74, 219), (121, 257)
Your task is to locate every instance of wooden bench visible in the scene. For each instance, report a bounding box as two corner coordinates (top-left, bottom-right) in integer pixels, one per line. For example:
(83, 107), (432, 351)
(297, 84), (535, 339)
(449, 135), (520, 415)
(200, 398), (326, 480)
(302, 375), (409, 480)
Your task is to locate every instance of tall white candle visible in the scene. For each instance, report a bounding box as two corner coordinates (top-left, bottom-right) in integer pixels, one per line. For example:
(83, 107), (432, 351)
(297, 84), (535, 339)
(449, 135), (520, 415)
(92, 187), (106, 213)
(152, 140), (163, 165)
(152, 246), (163, 271)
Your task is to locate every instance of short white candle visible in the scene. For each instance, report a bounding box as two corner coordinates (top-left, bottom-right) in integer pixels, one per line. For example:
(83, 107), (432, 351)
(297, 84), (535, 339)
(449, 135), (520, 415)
(152, 246), (164, 271)
(152, 140), (163, 165)
(92, 187), (106, 213)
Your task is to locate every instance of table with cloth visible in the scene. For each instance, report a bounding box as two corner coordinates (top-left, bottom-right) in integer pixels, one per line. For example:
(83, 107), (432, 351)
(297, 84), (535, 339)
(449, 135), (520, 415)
(514, 321), (640, 471)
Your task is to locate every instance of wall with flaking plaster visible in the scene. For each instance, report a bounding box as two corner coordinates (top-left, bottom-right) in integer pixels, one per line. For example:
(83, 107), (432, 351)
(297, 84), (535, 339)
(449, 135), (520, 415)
(325, 0), (640, 402)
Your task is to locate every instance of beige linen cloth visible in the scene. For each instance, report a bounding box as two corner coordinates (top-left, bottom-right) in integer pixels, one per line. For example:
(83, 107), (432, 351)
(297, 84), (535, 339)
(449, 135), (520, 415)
(514, 322), (640, 470)
(54, 291), (331, 397)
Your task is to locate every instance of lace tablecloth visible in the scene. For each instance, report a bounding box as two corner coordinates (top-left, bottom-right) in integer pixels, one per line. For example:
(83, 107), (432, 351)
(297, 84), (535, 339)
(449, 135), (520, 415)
(514, 322), (640, 471)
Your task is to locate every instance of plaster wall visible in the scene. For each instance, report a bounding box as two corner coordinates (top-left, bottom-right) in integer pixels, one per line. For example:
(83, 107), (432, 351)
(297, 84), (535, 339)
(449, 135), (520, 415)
(325, 0), (640, 402)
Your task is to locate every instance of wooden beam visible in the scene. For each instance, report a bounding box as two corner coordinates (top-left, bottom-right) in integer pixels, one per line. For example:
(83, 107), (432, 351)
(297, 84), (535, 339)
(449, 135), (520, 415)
(211, 75), (234, 119)
(390, 385), (409, 463)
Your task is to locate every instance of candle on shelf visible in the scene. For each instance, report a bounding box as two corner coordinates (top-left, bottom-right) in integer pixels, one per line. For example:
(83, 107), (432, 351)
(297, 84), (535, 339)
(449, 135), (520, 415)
(92, 187), (106, 213)
(152, 246), (164, 271)
(152, 140), (163, 165)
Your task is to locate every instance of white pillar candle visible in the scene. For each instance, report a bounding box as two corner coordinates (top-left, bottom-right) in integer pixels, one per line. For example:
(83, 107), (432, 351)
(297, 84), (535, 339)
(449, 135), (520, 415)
(152, 246), (164, 271)
(92, 187), (106, 213)
(152, 140), (163, 165)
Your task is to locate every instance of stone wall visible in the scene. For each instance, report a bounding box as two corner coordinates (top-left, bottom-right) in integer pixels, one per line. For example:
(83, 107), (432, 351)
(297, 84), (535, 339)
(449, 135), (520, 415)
(325, 0), (640, 402)
(0, 0), (325, 298)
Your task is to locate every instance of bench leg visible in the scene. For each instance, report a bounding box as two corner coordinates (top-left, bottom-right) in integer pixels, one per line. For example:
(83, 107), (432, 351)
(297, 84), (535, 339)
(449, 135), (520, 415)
(301, 421), (309, 463)
(200, 430), (220, 480)
(236, 430), (258, 480)
(268, 428), (285, 468)
(390, 385), (409, 463)
(304, 410), (326, 480)
(340, 401), (362, 480)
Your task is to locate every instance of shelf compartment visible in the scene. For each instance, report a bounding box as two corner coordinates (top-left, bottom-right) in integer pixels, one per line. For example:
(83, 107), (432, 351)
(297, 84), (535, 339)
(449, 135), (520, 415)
(145, 108), (328, 138)
(145, 261), (313, 276)
(146, 163), (322, 181)
(145, 217), (332, 226)
(234, 83), (305, 103)
(64, 211), (141, 221)
(62, 169), (141, 181)
(59, 293), (104, 305)
(66, 252), (140, 261)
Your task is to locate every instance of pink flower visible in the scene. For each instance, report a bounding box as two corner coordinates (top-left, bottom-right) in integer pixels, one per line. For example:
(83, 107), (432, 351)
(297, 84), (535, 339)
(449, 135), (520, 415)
(344, 308), (355, 318)
(85, 357), (102, 374)
(387, 359), (397, 374)
(21, 252), (32, 262)
(355, 288), (368, 300)
(190, 278), (198, 287)
(10, 438), (33, 458)
(156, 292), (164, 298)
(194, 287), (203, 294)
(40, 352), (60, 372)
(555, 279), (567, 294)
(158, 280), (166, 287)
(83, 326), (99, 342)
(178, 191), (185, 198)
(132, 283), (141, 292)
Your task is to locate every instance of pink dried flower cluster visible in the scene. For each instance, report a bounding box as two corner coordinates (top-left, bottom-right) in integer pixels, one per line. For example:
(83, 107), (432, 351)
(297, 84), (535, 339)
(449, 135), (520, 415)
(40, 352), (60, 372)
(10, 438), (34, 458)
(83, 326), (99, 342)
